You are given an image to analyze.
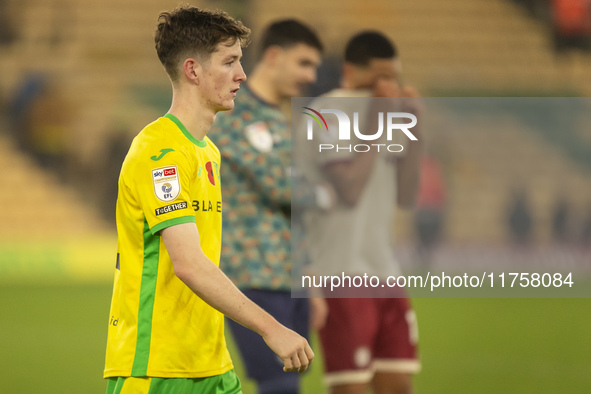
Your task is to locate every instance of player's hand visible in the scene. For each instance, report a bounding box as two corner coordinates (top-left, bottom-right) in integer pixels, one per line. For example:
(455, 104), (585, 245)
(399, 85), (423, 118)
(262, 324), (314, 373)
(373, 78), (402, 98)
(373, 79), (422, 113)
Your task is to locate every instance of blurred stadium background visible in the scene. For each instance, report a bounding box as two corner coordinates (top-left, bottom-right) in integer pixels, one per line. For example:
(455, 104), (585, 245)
(1, 0), (590, 393)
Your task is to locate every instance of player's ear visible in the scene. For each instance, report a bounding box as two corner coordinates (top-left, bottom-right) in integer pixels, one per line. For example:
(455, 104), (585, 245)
(342, 63), (354, 81)
(182, 58), (201, 85)
(262, 45), (282, 67)
(340, 63), (354, 88)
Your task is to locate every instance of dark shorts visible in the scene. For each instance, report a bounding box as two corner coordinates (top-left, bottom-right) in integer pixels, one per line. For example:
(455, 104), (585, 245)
(226, 289), (309, 391)
(319, 297), (420, 386)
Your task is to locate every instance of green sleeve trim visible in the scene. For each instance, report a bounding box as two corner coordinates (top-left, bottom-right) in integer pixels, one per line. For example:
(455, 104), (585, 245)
(164, 113), (207, 147)
(131, 219), (160, 376)
(150, 215), (196, 235)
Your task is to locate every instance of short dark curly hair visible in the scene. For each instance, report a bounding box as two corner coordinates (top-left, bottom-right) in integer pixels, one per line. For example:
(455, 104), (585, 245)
(259, 19), (323, 54)
(154, 5), (251, 81)
(345, 31), (397, 66)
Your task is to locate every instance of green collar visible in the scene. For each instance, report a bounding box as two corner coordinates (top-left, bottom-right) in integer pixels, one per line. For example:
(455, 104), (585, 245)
(164, 113), (207, 147)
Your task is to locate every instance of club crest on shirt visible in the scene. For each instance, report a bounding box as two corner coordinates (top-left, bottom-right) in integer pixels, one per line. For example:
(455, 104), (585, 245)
(244, 121), (273, 152)
(152, 165), (181, 202)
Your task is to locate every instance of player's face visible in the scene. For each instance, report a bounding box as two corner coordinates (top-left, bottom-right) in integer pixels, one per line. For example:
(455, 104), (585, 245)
(201, 40), (246, 112)
(275, 43), (321, 98)
(349, 58), (402, 90)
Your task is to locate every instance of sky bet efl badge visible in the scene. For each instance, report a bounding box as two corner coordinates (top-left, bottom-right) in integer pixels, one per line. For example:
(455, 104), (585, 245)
(152, 165), (181, 202)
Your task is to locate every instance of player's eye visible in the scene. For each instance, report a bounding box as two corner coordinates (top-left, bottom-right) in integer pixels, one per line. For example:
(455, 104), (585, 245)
(226, 61), (234, 66)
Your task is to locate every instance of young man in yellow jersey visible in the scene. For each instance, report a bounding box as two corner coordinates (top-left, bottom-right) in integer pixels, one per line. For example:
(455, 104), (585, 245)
(104, 6), (313, 394)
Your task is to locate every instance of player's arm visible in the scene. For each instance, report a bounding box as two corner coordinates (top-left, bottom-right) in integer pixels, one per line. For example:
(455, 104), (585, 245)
(393, 85), (423, 208)
(373, 80), (423, 208)
(161, 222), (314, 373)
(322, 150), (377, 206)
(321, 88), (399, 206)
(395, 140), (421, 208)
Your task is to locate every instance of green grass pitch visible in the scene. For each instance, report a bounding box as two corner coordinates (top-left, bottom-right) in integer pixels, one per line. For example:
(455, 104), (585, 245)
(0, 283), (590, 393)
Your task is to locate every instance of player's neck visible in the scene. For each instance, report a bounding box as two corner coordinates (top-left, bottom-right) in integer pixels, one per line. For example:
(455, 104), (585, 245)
(168, 89), (215, 141)
(248, 65), (281, 106)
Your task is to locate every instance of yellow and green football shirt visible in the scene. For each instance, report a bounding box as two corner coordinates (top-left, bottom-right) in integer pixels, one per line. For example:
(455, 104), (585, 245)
(104, 114), (233, 378)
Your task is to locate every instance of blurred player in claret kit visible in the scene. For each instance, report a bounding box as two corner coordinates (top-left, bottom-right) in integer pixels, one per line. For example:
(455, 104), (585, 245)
(208, 19), (332, 394)
(103, 6), (313, 394)
(299, 31), (422, 394)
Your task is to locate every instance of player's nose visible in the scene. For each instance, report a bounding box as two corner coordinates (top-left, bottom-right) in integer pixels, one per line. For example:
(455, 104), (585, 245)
(306, 68), (317, 84)
(236, 63), (247, 82)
